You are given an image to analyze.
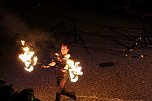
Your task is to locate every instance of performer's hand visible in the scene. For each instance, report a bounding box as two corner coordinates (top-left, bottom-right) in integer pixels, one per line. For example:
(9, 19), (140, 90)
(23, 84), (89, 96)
(41, 65), (49, 68)
(41, 65), (45, 68)
(48, 62), (56, 66)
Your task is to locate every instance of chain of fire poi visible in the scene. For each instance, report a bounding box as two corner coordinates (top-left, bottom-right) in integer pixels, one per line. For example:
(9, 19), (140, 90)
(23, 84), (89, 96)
(18, 40), (83, 82)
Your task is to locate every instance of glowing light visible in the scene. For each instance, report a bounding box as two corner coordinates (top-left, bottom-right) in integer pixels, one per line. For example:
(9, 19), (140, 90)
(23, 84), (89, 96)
(67, 59), (83, 82)
(19, 40), (38, 72)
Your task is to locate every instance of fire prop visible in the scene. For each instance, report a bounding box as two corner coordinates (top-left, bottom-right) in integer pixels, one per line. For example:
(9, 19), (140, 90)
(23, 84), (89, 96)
(54, 53), (83, 82)
(67, 58), (83, 82)
(19, 40), (38, 72)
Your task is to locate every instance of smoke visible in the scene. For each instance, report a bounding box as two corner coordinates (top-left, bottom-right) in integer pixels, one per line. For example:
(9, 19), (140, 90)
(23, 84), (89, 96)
(1, 9), (55, 42)
(0, 9), (56, 48)
(0, 9), (57, 60)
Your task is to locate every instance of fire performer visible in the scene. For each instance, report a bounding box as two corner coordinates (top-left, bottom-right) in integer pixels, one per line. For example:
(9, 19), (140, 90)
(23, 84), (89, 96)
(41, 43), (77, 101)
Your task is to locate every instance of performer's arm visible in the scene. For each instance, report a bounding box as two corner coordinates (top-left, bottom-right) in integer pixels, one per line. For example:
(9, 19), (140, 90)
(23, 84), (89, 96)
(41, 62), (56, 68)
(64, 64), (69, 70)
(48, 62), (56, 66)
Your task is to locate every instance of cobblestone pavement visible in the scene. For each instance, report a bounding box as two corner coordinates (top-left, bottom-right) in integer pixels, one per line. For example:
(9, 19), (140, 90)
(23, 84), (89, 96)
(1, 5), (152, 101)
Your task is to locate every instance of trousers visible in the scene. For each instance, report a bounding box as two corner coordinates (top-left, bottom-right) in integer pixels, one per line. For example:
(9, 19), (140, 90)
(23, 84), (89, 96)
(55, 76), (76, 101)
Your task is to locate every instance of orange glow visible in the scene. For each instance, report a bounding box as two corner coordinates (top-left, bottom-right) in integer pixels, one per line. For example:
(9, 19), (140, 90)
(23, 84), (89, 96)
(67, 59), (83, 82)
(19, 40), (38, 72)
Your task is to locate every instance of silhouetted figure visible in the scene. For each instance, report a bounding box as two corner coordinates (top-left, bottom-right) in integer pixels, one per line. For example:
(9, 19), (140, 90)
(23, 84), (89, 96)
(41, 43), (77, 101)
(0, 80), (41, 101)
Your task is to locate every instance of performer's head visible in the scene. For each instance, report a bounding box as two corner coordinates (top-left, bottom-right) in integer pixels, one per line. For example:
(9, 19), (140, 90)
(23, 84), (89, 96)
(60, 43), (69, 55)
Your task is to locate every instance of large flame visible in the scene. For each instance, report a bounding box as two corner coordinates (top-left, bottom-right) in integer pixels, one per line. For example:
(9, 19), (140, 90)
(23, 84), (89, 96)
(19, 40), (38, 72)
(67, 59), (83, 82)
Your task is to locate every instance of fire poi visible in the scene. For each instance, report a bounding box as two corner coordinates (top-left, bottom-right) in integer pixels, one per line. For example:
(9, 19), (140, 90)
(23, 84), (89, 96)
(56, 53), (83, 82)
(18, 40), (83, 82)
(18, 40), (38, 72)
(68, 60), (83, 82)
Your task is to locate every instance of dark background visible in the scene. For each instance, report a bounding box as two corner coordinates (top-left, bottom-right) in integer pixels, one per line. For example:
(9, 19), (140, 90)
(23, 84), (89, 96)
(1, 0), (152, 12)
(1, 0), (152, 101)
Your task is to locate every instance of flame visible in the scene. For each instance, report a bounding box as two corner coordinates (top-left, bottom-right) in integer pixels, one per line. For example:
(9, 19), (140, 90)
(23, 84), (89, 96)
(21, 40), (25, 46)
(67, 59), (83, 82)
(19, 40), (38, 72)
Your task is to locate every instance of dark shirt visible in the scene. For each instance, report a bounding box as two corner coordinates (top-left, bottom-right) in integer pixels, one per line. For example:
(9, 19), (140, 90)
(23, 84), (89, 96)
(52, 53), (70, 79)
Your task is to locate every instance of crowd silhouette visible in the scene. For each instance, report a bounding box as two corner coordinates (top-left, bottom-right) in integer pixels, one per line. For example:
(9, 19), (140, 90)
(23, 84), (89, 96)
(0, 80), (41, 101)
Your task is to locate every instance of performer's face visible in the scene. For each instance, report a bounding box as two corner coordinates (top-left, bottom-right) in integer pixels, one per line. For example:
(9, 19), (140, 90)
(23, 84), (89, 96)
(61, 45), (69, 55)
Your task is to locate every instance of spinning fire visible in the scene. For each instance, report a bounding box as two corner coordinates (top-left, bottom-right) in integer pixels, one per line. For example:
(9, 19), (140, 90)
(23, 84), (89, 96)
(18, 40), (83, 82)
(19, 40), (38, 72)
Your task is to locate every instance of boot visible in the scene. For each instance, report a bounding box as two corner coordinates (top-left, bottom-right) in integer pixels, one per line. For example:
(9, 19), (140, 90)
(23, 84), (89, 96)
(70, 91), (77, 100)
(62, 90), (77, 100)
(55, 93), (61, 101)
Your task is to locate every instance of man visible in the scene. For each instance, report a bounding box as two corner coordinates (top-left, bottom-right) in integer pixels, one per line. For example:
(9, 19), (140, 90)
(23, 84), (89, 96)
(42, 43), (77, 101)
